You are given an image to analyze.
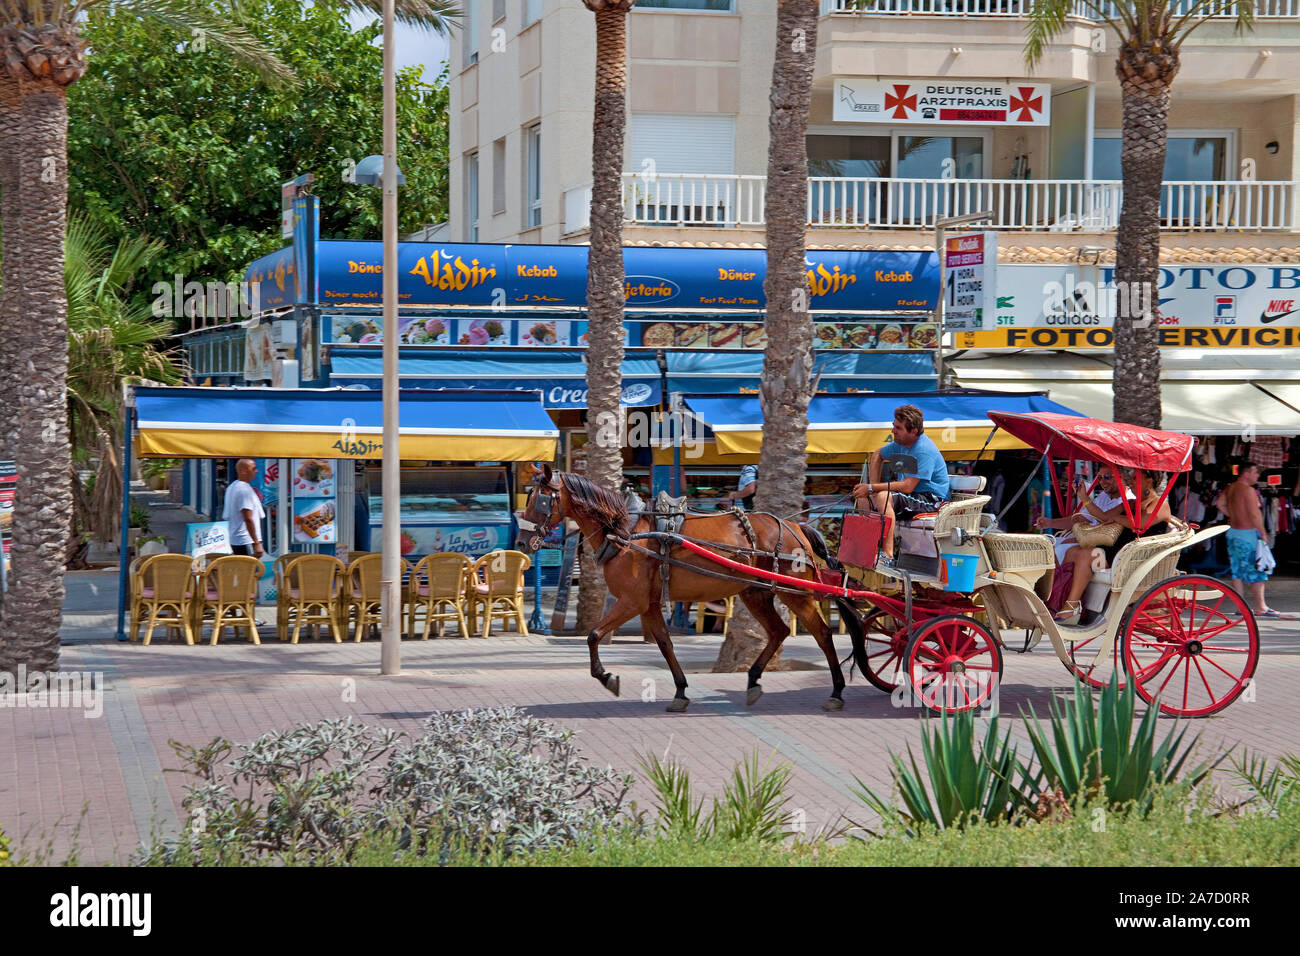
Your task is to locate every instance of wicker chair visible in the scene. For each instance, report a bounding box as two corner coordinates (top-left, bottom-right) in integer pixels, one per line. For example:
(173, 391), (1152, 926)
(194, 555), (263, 645)
(283, 554), (346, 643)
(1096, 520), (1194, 595)
(344, 554), (383, 641)
(273, 554), (303, 642)
(695, 596), (735, 634)
(132, 554), (198, 645)
(407, 553), (474, 639)
(469, 550), (531, 638)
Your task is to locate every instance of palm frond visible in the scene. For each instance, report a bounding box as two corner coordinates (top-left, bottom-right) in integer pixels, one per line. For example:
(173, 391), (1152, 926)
(68, 0), (298, 86)
(1171, 0), (1255, 49)
(1024, 0), (1131, 68)
(332, 0), (462, 32)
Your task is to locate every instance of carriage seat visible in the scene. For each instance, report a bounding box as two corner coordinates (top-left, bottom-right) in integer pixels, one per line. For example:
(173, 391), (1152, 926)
(1081, 520), (1193, 611)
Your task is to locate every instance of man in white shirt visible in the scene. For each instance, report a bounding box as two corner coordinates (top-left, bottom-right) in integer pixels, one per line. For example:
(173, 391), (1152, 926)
(727, 464), (757, 510)
(222, 458), (266, 557)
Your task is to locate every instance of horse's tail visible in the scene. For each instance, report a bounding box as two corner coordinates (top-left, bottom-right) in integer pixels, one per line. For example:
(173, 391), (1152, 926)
(799, 522), (841, 572)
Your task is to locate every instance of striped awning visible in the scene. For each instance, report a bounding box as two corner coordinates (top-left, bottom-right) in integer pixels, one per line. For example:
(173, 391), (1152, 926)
(681, 390), (1083, 456)
(133, 386), (559, 461)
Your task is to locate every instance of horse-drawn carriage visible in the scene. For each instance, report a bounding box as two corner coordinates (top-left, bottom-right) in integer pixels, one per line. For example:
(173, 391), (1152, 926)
(833, 411), (1259, 717)
(516, 411), (1259, 718)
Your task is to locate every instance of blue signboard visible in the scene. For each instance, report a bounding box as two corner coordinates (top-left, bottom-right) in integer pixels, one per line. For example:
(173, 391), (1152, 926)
(246, 241), (939, 313)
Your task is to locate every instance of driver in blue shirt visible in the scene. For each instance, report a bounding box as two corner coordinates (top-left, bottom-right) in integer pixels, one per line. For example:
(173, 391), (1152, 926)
(851, 404), (951, 568)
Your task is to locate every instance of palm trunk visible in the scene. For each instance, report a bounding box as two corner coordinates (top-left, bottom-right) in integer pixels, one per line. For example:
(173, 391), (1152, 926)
(0, 72), (19, 628)
(577, 2), (633, 635)
(0, 80), (72, 675)
(1112, 46), (1176, 429)
(714, 0), (819, 673)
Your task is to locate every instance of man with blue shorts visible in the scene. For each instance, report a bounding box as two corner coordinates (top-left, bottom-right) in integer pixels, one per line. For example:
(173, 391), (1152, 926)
(851, 404), (950, 568)
(1224, 461), (1279, 617)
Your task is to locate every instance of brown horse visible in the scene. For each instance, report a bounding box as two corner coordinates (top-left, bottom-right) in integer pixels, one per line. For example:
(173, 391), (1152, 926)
(515, 464), (853, 713)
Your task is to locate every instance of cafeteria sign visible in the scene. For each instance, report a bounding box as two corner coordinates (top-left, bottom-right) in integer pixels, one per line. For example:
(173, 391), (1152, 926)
(834, 79), (1050, 126)
(943, 233), (997, 333)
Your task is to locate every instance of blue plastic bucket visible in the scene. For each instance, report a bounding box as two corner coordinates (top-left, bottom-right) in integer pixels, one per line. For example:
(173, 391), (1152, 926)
(941, 553), (978, 593)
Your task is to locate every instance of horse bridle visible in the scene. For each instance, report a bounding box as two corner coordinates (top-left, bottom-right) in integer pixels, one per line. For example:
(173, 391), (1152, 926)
(517, 476), (562, 551)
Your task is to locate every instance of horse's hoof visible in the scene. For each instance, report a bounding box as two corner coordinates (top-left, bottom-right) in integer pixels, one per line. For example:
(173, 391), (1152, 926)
(665, 697), (689, 713)
(603, 674), (620, 697)
(746, 684), (763, 707)
(822, 697), (845, 712)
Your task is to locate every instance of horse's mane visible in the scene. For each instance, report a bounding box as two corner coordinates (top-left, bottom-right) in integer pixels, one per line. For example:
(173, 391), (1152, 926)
(559, 472), (629, 538)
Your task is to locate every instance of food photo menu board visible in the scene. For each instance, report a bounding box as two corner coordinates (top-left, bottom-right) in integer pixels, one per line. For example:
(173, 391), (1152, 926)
(291, 459), (337, 544)
(0, 461), (14, 588)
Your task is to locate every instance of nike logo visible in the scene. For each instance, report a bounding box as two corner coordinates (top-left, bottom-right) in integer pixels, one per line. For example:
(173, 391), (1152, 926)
(1261, 309), (1298, 324)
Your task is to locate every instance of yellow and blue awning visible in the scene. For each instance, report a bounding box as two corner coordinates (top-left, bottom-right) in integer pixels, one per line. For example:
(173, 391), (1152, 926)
(682, 390), (1082, 457)
(134, 386), (558, 461)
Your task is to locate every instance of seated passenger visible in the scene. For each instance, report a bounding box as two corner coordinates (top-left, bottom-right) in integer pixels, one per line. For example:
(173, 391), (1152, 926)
(1051, 468), (1172, 622)
(851, 403), (951, 568)
(1035, 468), (1131, 565)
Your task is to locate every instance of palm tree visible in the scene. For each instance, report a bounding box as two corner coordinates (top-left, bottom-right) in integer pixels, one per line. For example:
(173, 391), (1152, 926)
(576, 0), (636, 637)
(1027, 0), (1254, 429)
(64, 215), (183, 564)
(714, 0), (821, 673)
(0, 0), (459, 678)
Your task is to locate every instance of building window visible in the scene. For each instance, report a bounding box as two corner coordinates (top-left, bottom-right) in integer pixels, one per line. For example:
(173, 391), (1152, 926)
(462, 0), (478, 66)
(636, 0), (735, 10)
(524, 0), (542, 25)
(526, 124), (542, 229)
(492, 0), (506, 23)
(1093, 133), (1228, 182)
(492, 137), (507, 215)
(467, 151), (480, 241)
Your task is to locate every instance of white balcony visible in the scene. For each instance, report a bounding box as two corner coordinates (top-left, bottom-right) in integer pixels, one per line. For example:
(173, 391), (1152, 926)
(820, 0), (1300, 17)
(562, 175), (1300, 234)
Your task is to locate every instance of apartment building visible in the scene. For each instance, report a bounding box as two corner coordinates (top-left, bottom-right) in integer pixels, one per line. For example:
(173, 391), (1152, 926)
(448, 0), (1300, 252)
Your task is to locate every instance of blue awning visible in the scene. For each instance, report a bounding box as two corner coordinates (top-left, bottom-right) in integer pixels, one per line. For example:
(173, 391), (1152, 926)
(666, 350), (935, 394)
(328, 347), (661, 409)
(682, 389), (1081, 455)
(134, 386), (559, 461)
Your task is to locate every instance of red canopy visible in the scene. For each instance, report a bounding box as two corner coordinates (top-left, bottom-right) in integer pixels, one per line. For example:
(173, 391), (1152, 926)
(987, 411), (1195, 473)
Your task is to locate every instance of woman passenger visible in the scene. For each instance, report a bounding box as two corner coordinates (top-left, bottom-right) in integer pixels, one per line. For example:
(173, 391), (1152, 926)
(1052, 469), (1173, 622)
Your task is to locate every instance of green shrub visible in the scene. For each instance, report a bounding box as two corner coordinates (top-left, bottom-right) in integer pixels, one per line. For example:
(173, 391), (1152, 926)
(141, 710), (636, 866)
(640, 750), (795, 843)
(1021, 674), (1220, 816)
(1226, 750), (1300, 814)
(140, 458), (180, 480)
(853, 710), (1039, 833)
(129, 502), (150, 534)
(0, 824), (11, 865)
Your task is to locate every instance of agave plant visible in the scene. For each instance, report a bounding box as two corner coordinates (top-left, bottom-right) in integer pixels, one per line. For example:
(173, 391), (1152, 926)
(640, 749), (796, 843)
(853, 711), (1039, 834)
(1021, 673), (1222, 816)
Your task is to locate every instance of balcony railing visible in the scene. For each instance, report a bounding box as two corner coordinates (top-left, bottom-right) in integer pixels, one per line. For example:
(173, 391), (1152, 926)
(562, 175), (1300, 233)
(821, 0), (1300, 17)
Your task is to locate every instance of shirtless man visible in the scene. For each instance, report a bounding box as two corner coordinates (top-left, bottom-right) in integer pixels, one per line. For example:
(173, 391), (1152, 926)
(1224, 461), (1276, 616)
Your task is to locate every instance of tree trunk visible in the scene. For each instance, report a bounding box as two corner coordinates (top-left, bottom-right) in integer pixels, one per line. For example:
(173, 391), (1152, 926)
(1112, 45), (1176, 429)
(0, 77), (72, 675)
(714, 0), (819, 673)
(0, 71), (19, 628)
(577, 2), (634, 635)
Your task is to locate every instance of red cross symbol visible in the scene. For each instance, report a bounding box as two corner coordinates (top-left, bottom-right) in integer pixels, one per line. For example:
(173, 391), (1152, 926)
(884, 84), (916, 120)
(1009, 86), (1043, 122)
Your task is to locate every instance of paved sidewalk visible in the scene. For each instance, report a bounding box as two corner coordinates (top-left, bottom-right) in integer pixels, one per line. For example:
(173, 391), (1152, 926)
(2, 573), (1299, 864)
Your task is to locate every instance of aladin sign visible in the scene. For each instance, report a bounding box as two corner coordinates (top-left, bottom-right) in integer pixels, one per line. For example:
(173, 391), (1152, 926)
(834, 79), (1050, 126)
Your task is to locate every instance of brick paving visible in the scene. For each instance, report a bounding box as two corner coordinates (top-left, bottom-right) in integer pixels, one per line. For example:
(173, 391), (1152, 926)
(1, 568), (1298, 864)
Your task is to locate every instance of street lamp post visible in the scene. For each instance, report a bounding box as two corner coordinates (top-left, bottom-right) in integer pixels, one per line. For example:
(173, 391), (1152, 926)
(934, 211), (992, 389)
(380, 0), (400, 675)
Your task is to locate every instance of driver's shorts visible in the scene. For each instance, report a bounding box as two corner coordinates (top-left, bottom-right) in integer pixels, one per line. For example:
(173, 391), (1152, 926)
(890, 491), (947, 521)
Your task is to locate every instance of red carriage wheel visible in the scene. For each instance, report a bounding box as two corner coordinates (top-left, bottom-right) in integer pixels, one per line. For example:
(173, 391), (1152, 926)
(1065, 630), (1125, 690)
(852, 608), (910, 693)
(903, 615), (1003, 715)
(1121, 575), (1259, 717)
